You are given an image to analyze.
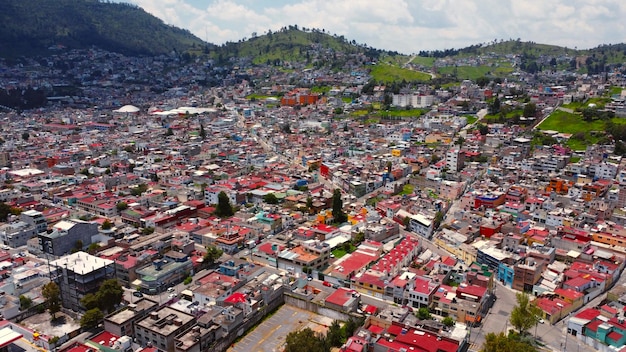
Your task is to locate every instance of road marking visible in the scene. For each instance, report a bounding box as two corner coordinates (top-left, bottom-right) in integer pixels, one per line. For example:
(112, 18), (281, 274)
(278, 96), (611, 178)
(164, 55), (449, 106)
(254, 324), (282, 350)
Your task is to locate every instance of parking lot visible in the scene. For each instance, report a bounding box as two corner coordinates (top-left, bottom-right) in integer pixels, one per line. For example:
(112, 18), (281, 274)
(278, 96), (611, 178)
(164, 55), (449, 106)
(229, 305), (332, 352)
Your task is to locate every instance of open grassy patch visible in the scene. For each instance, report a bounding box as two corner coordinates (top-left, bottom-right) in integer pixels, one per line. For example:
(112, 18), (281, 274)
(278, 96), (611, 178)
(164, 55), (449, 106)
(483, 109), (524, 122)
(311, 86), (331, 94)
(410, 56), (436, 66)
(369, 63), (431, 83)
(377, 108), (427, 118)
(349, 109), (370, 117)
(332, 248), (347, 258)
(537, 110), (625, 150)
(438, 64), (514, 81)
(398, 184), (415, 196)
(537, 110), (604, 133)
(465, 115), (478, 124)
(609, 86), (624, 96)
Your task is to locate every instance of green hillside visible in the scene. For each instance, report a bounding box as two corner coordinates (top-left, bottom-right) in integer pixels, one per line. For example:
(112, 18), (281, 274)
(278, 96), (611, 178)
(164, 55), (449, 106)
(213, 26), (385, 65)
(0, 0), (207, 57)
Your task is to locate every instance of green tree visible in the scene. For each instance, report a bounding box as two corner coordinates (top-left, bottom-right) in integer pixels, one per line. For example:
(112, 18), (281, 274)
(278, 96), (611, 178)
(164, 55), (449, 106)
(215, 191), (234, 217)
(19, 295), (32, 310)
(332, 189), (347, 224)
(434, 211), (444, 230)
(263, 193), (279, 204)
(130, 184), (148, 196)
(42, 281), (61, 320)
(22, 132), (29, 141)
(417, 307), (431, 320)
(353, 232), (365, 244)
(116, 202), (128, 211)
(97, 279), (124, 313)
(326, 320), (344, 347)
(510, 292), (541, 334)
(184, 276), (193, 285)
(342, 318), (359, 339)
(80, 308), (104, 329)
(87, 243), (101, 254)
(442, 316), (455, 327)
(489, 97), (501, 114)
(101, 219), (113, 230)
(80, 293), (100, 310)
(476, 123), (489, 135)
(481, 332), (537, 352)
(284, 328), (327, 352)
(0, 202), (13, 221)
(523, 103), (537, 117)
(476, 76), (490, 88)
(306, 196), (313, 210)
(203, 245), (223, 266)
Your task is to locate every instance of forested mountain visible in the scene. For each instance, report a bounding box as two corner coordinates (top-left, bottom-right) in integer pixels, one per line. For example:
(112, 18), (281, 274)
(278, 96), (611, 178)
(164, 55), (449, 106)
(0, 0), (207, 57)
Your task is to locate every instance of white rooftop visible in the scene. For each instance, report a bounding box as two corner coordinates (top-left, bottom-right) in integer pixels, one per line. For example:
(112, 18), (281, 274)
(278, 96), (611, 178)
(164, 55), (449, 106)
(53, 220), (76, 231)
(8, 168), (44, 177)
(50, 251), (113, 275)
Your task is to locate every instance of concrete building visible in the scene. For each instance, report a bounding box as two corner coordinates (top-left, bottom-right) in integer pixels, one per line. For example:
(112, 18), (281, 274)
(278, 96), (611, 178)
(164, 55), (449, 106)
(513, 257), (545, 292)
(135, 251), (193, 294)
(104, 298), (159, 337)
(135, 306), (196, 352)
(38, 219), (99, 257)
(50, 251), (116, 311)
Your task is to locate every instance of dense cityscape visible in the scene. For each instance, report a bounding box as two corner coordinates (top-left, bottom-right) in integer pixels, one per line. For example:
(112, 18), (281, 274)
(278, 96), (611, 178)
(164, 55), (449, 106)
(1, 13), (626, 352)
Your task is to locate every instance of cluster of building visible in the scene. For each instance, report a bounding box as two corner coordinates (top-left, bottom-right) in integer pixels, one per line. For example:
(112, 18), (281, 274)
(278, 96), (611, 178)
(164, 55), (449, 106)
(1, 38), (626, 352)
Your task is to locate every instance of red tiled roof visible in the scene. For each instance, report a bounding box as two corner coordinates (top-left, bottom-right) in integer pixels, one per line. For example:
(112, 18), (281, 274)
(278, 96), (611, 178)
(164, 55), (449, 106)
(608, 331), (623, 341)
(224, 292), (247, 304)
(368, 324), (385, 335)
(325, 288), (355, 307)
(575, 308), (601, 321)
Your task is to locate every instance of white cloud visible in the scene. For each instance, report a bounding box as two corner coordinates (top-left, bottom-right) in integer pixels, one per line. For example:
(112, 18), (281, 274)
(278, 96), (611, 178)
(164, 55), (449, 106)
(122, 0), (626, 53)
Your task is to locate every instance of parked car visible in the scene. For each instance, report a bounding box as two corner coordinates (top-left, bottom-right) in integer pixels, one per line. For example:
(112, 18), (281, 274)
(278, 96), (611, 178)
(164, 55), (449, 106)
(323, 281), (332, 287)
(133, 291), (143, 298)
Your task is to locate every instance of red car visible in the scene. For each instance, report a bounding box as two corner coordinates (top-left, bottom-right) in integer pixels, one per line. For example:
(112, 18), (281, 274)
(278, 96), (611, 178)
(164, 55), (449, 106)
(323, 281), (332, 287)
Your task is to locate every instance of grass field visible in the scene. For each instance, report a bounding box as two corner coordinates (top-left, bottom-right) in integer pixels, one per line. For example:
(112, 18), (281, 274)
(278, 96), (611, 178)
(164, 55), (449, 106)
(369, 63), (431, 83)
(438, 64), (514, 80)
(465, 115), (478, 124)
(378, 109), (427, 118)
(398, 184), (414, 196)
(537, 109), (626, 150)
(537, 110), (604, 133)
(350, 107), (426, 119)
(483, 109), (524, 122)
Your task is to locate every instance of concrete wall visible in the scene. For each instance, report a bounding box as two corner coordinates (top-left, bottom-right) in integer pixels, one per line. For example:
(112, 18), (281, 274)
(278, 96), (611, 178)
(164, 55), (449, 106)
(283, 292), (362, 322)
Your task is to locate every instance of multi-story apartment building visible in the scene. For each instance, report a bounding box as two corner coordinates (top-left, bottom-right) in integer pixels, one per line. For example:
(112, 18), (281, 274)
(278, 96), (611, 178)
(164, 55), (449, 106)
(50, 251), (116, 311)
(135, 306), (195, 351)
(38, 219), (99, 257)
(513, 257), (545, 292)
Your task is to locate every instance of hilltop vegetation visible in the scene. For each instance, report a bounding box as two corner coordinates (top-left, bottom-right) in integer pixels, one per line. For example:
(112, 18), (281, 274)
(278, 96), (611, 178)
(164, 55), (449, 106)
(212, 26), (389, 66)
(0, 0), (206, 57)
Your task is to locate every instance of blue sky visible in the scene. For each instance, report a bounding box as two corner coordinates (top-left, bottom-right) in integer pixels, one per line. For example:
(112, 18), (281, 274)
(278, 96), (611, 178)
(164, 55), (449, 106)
(123, 0), (626, 53)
